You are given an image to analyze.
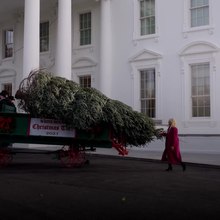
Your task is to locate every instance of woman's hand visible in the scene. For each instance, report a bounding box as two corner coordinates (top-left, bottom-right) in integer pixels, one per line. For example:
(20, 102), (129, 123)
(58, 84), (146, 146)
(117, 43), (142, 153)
(160, 131), (166, 136)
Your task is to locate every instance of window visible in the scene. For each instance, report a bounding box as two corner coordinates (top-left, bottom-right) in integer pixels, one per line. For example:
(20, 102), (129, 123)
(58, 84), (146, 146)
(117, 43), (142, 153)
(140, 69), (155, 117)
(191, 63), (210, 117)
(2, 83), (12, 96)
(190, 0), (209, 27)
(40, 21), (49, 52)
(140, 0), (155, 35)
(179, 41), (217, 124)
(79, 75), (91, 88)
(3, 29), (13, 58)
(80, 12), (91, 46)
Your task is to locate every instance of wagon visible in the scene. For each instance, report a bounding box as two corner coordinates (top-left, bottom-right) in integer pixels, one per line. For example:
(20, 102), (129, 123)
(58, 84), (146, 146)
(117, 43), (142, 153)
(0, 112), (128, 167)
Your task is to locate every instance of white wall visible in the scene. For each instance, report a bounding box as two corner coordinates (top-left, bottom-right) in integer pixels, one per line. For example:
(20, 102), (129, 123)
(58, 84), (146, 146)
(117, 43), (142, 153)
(1, 0), (220, 136)
(110, 0), (220, 135)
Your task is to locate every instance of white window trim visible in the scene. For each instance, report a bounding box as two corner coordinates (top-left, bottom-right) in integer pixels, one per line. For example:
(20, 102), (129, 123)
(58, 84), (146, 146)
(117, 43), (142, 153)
(132, 0), (159, 42)
(183, 0), (214, 36)
(0, 25), (15, 62)
(40, 20), (50, 54)
(78, 75), (92, 88)
(0, 69), (16, 95)
(179, 41), (218, 127)
(140, 68), (156, 118)
(76, 71), (93, 86)
(72, 57), (97, 87)
(73, 8), (94, 50)
(129, 49), (162, 118)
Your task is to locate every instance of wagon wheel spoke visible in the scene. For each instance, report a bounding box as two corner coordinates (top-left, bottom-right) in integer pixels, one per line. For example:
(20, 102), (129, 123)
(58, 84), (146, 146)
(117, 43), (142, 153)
(59, 146), (86, 168)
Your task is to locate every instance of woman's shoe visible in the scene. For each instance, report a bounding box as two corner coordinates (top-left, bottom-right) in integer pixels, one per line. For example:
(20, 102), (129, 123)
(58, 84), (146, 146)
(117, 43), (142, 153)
(181, 163), (186, 171)
(165, 164), (172, 171)
(165, 168), (172, 171)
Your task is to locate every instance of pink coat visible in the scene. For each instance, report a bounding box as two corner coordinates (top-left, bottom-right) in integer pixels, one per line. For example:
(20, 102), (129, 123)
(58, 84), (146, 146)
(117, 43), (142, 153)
(161, 126), (182, 164)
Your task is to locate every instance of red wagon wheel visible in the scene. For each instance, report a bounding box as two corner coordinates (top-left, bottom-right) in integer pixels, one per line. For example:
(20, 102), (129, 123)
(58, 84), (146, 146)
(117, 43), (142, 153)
(59, 146), (86, 168)
(0, 149), (13, 167)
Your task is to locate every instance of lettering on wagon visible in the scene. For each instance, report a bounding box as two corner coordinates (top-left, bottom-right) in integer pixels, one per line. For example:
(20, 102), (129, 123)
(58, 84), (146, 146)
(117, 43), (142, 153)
(32, 124), (59, 130)
(0, 117), (14, 133)
(29, 118), (76, 138)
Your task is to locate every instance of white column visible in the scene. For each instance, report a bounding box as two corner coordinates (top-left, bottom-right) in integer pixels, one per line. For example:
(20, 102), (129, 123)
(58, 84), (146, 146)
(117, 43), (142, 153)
(23, 0), (40, 78)
(55, 0), (72, 80)
(99, 0), (112, 97)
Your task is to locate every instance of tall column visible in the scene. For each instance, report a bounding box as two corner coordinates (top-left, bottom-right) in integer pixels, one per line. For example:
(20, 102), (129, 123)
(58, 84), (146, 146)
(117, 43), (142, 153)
(99, 0), (112, 97)
(55, 0), (72, 80)
(23, 0), (40, 78)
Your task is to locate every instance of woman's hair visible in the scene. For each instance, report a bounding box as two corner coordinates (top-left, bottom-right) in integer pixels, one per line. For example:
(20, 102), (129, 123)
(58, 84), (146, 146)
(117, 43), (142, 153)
(168, 118), (176, 127)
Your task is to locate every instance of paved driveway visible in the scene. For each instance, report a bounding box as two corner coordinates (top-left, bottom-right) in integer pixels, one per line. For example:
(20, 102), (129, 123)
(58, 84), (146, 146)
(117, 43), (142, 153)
(0, 153), (220, 220)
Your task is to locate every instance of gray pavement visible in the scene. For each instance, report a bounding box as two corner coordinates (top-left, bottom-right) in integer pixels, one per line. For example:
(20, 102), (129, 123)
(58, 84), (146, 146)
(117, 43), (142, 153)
(1, 136), (219, 220)
(0, 153), (220, 220)
(91, 137), (220, 167)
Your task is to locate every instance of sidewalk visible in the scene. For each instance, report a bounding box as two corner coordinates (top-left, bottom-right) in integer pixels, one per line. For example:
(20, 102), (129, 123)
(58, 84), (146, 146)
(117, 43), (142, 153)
(22, 136), (220, 167)
(91, 137), (220, 167)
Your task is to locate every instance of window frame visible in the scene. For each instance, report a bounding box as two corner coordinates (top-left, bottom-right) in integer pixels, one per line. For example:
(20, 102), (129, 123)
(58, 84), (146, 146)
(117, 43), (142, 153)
(133, 0), (158, 41)
(73, 8), (94, 50)
(2, 29), (14, 59)
(190, 0), (209, 28)
(179, 41), (218, 126)
(190, 63), (210, 118)
(140, 0), (156, 36)
(129, 49), (162, 119)
(79, 12), (92, 46)
(183, 0), (213, 35)
(1, 83), (12, 96)
(140, 68), (156, 118)
(40, 21), (49, 53)
(0, 69), (16, 98)
(79, 75), (91, 88)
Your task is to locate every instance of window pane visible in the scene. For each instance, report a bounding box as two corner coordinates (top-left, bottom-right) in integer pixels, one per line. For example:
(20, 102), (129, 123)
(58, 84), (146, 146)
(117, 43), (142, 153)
(80, 12), (92, 46)
(191, 0), (209, 8)
(205, 107), (210, 116)
(3, 30), (13, 58)
(3, 83), (12, 96)
(192, 107), (197, 117)
(191, 63), (210, 117)
(192, 85), (197, 95)
(140, 0), (155, 35)
(79, 75), (91, 88)
(40, 22), (49, 52)
(140, 0), (155, 17)
(191, 0), (209, 27)
(140, 69), (156, 118)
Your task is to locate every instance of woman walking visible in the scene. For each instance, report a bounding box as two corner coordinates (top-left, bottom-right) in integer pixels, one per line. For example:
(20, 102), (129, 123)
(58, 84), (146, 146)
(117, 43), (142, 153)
(161, 118), (186, 171)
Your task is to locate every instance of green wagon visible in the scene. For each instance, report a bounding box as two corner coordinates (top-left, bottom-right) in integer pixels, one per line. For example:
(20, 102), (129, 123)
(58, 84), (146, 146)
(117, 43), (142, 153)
(0, 112), (128, 167)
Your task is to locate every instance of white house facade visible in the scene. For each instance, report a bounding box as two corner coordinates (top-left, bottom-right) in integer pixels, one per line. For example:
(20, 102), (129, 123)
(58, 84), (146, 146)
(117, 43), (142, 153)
(0, 0), (220, 137)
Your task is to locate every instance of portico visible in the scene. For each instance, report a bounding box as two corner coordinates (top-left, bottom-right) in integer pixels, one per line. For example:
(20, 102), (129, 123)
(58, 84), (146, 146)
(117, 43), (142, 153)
(0, 0), (112, 97)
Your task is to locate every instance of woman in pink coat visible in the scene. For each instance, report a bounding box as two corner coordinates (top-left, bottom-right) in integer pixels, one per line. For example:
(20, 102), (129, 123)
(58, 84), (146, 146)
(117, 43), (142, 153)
(161, 118), (186, 171)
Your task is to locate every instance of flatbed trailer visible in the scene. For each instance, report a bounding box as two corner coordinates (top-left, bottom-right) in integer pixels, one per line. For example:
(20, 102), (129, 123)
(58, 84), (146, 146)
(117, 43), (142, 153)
(0, 112), (128, 167)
